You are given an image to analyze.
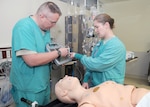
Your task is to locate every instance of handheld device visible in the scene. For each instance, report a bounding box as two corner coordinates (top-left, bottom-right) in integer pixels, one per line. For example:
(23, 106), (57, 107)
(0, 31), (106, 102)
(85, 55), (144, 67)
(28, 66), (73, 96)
(46, 43), (72, 66)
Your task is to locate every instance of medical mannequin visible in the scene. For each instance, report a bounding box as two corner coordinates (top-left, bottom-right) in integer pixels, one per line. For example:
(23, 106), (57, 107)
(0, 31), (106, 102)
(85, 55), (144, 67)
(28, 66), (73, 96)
(55, 75), (150, 107)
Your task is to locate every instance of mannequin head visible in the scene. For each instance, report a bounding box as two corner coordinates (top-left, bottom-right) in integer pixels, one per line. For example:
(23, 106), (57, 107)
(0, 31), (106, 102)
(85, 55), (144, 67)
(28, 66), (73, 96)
(55, 75), (81, 103)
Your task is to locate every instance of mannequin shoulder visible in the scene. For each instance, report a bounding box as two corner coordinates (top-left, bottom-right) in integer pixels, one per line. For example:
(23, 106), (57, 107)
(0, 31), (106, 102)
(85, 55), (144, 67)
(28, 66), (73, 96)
(79, 103), (95, 107)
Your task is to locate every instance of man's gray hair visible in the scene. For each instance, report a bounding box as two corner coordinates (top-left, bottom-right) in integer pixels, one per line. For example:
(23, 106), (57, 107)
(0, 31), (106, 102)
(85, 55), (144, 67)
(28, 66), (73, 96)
(36, 1), (62, 16)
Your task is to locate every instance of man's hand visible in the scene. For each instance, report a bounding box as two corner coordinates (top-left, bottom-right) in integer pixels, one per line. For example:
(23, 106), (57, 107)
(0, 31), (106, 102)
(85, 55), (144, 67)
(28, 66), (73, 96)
(59, 48), (69, 57)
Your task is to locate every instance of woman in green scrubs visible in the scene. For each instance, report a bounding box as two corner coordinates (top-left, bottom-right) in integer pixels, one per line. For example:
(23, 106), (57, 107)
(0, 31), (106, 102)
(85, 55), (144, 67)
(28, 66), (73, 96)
(71, 13), (126, 89)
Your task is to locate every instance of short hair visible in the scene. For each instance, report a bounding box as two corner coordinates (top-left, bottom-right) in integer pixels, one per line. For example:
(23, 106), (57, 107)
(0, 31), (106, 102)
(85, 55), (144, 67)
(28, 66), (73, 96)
(36, 1), (62, 16)
(94, 13), (114, 29)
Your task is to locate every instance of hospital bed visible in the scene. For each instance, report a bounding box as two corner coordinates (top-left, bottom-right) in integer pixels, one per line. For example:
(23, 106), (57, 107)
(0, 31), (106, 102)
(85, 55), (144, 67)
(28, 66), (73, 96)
(21, 97), (77, 107)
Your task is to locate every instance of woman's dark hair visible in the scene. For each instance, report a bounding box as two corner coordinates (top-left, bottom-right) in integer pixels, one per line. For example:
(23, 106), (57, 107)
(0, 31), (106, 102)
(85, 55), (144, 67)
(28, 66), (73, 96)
(94, 13), (114, 29)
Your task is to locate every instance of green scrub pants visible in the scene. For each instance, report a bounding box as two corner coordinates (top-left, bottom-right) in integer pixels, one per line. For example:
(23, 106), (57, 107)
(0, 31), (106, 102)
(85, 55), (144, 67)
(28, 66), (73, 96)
(11, 85), (50, 107)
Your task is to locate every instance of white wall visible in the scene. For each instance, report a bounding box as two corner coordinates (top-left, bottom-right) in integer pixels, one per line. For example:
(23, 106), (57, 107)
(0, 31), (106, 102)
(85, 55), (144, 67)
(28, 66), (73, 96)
(103, 0), (150, 52)
(0, 0), (87, 48)
(102, 0), (150, 79)
(0, 0), (45, 47)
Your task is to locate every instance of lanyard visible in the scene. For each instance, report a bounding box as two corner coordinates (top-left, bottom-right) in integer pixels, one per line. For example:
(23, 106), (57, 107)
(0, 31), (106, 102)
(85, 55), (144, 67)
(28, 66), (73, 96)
(93, 41), (103, 57)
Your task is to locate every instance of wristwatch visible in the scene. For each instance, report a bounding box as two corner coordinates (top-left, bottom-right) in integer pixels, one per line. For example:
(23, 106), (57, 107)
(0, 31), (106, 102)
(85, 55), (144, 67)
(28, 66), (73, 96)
(57, 49), (61, 58)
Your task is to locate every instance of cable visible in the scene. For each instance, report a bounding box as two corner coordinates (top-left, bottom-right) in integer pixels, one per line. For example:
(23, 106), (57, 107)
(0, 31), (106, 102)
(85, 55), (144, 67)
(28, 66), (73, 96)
(21, 98), (39, 107)
(73, 62), (83, 82)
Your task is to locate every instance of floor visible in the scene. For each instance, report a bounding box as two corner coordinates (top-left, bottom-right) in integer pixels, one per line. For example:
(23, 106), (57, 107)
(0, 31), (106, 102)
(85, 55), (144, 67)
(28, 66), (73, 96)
(8, 76), (150, 107)
(124, 76), (150, 89)
(8, 103), (15, 107)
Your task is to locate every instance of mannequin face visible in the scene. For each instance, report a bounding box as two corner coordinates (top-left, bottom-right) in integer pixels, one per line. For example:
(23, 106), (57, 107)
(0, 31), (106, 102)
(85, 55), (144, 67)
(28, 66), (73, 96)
(55, 75), (80, 103)
(57, 75), (80, 90)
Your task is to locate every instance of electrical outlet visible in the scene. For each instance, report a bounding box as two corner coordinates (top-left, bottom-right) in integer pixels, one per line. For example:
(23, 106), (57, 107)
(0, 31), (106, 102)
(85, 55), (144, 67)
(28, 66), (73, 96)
(6, 50), (11, 58)
(0, 51), (2, 59)
(2, 51), (6, 58)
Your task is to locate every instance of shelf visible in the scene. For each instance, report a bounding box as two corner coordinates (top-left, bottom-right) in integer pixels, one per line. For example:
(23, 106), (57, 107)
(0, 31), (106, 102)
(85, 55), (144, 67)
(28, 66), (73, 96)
(126, 57), (138, 63)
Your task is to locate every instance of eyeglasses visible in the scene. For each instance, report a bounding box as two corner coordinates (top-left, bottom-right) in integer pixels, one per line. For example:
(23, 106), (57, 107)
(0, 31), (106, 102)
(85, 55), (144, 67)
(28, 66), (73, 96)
(45, 16), (57, 24)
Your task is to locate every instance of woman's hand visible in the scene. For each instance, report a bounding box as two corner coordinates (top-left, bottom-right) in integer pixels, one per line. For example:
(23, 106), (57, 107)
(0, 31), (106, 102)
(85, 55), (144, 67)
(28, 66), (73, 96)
(70, 52), (76, 58)
(82, 82), (89, 89)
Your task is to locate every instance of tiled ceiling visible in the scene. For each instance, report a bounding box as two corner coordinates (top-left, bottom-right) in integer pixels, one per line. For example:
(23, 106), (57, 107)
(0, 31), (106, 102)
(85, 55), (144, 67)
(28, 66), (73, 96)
(59, 0), (97, 10)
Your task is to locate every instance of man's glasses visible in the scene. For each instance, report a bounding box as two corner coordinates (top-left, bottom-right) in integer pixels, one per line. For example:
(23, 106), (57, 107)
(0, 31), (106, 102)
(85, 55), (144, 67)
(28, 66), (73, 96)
(45, 16), (57, 24)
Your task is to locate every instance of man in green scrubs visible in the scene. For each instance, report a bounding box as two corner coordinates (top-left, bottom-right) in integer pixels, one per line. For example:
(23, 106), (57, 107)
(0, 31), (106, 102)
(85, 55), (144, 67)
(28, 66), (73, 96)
(10, 2), (68, 107)
(71, 13), (126, 88)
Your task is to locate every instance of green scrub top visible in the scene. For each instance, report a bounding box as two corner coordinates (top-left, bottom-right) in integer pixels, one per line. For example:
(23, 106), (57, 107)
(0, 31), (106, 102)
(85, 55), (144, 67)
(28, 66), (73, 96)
(10, 16), (51, 93)
(76, 37), (126, 86)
